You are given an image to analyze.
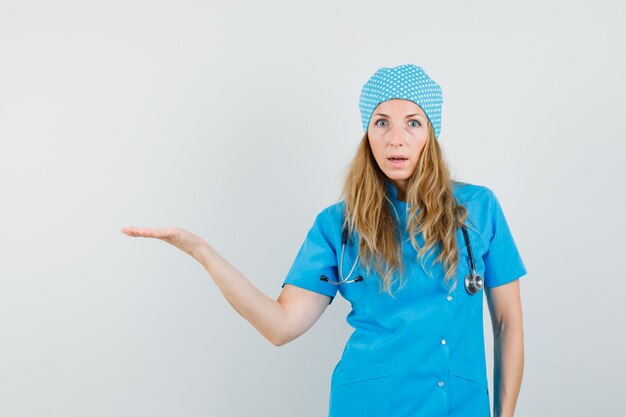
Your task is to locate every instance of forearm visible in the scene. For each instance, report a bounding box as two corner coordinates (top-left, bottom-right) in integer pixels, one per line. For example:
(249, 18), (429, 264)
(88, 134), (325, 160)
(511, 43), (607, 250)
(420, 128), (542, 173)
(193, 242), (287, 346)
(493, 323), (524, 417)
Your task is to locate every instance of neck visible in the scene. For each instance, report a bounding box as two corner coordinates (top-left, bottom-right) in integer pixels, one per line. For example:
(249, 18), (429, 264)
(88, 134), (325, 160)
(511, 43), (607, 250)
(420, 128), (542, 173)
(396, 189), (406, 202)
(391, 180), (407, 202)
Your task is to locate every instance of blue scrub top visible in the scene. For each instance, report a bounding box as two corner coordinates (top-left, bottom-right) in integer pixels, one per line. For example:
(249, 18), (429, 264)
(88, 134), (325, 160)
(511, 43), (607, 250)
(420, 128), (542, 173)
(281, 179), (528, 417)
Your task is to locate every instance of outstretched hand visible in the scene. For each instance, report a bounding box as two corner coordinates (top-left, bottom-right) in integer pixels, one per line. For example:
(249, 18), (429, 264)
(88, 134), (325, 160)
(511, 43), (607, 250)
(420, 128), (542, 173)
(121, 226), (207, 259)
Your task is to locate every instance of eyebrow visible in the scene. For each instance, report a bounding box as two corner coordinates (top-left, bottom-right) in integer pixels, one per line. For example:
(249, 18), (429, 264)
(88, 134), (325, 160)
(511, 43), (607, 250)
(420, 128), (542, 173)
(373, 113), (424, 118)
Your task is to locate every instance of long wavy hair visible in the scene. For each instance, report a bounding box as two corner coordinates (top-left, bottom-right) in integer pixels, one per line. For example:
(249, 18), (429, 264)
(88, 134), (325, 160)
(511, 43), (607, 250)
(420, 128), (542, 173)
(340, 120), (469, 298)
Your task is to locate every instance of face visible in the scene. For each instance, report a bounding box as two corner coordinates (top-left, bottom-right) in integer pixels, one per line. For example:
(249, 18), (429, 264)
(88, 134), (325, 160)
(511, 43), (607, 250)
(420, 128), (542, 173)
(367, 99), (429, 198)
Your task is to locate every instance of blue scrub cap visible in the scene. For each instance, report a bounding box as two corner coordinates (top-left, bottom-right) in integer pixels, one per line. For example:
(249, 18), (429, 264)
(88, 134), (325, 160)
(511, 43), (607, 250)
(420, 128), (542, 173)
(359, 64), (443, 139)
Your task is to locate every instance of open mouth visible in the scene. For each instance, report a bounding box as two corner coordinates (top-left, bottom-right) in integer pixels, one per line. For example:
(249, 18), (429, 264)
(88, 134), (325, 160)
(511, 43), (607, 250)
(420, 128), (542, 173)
(388, 157), (408, 168)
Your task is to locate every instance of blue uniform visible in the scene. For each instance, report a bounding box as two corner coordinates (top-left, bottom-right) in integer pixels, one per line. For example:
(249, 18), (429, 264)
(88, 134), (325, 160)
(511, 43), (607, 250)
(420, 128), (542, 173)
(281, 179), (528, 417)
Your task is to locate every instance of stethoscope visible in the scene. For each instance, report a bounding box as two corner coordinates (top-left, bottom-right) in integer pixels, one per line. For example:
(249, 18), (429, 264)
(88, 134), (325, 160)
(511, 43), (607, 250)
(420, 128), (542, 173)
(319, 224), (364, 285)
(459, 224), (485, 294)
(320, 216), (484, 295)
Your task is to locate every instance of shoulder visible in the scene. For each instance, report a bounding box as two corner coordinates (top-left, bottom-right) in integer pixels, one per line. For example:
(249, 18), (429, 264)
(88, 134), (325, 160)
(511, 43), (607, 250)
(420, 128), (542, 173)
(451, 180), (502, 238)
(452, 180), (515, 241)
(290, 201), (345, 252)
(322, 199), (346, 216)
(316, 200), (346, 227)
(451, 180), (495, 209)
(301, 200), (345, 239)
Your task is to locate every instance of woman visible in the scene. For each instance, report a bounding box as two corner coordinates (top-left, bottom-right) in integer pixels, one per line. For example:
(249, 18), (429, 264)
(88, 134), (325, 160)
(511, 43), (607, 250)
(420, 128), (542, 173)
(121, 64), (527, 417)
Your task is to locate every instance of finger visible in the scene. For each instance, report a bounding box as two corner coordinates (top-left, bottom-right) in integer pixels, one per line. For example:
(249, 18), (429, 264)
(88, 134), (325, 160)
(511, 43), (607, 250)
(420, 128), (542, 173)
(121, 226), (141, 236)
(121, 227), (163, 238)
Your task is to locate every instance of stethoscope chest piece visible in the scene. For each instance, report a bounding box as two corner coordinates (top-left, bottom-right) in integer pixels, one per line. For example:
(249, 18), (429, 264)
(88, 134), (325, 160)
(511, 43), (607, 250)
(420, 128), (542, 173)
(464, 271), (484, 295)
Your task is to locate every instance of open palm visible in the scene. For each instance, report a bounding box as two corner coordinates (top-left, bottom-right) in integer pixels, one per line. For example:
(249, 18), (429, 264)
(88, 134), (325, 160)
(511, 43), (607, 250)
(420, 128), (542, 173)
(121, 226), (206, 258)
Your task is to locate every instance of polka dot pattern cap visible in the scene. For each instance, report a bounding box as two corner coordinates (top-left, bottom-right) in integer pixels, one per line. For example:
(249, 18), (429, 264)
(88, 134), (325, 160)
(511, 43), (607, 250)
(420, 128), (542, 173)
(359, 64), (443, 139)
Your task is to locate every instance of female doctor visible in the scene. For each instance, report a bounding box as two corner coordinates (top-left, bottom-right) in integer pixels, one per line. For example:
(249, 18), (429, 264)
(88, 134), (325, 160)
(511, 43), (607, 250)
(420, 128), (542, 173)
(121, 64), (527, 417)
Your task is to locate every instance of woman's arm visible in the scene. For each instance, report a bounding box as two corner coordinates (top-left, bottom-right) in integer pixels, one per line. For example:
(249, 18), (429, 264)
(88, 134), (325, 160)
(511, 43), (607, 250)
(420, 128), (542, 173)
(121, 226), (331, 346)
(194, 242), (332, 346)
(485, 279), (525, 417)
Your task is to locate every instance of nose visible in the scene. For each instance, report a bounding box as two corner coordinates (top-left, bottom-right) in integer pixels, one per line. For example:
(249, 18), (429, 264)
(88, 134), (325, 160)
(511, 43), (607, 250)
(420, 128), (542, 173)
(388, 125), (406, 146)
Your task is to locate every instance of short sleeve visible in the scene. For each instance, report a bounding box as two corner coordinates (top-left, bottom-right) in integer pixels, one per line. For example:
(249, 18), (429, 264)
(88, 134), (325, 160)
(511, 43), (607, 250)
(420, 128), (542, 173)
(482, 190), (528, 288)
(281, 208), (340, 305)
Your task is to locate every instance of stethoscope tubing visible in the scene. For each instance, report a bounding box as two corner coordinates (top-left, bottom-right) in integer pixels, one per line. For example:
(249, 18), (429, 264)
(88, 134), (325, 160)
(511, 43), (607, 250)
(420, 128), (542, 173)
(320, 219), (484, 294)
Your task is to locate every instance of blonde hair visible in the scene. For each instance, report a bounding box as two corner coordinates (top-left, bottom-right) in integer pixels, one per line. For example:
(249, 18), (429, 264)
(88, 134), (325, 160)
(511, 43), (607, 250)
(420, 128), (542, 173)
(340, 120), (469, 298)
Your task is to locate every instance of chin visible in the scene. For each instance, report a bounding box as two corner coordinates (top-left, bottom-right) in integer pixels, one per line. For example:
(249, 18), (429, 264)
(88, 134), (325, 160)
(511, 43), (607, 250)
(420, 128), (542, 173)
(384, 171), (411, 181)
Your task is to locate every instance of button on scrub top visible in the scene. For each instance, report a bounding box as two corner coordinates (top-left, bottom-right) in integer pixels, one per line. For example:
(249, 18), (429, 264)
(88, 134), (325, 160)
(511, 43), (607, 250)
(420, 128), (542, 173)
(281, 179), (528, 417)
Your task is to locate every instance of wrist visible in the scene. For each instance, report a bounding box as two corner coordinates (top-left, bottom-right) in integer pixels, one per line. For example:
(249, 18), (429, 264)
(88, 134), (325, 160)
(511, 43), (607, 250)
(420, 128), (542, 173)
(192, 241), (215, 268)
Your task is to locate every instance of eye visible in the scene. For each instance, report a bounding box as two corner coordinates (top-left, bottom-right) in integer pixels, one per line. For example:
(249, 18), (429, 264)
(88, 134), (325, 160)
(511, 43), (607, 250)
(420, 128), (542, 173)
(375, 119), (388, 127)
(409, 119), (421, 128)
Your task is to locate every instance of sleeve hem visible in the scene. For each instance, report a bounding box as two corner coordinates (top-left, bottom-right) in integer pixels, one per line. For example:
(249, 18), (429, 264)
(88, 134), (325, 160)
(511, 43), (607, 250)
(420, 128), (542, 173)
(281, 281), (336, 305)
(484, 267), (528, 288)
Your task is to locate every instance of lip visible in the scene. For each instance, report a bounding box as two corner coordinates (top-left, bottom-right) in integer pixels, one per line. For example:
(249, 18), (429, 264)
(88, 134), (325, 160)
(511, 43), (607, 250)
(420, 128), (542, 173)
(387, 157), (409, 168)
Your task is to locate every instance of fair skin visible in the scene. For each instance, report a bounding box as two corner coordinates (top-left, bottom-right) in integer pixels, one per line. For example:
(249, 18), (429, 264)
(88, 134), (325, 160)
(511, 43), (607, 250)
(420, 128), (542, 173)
(120, 99), (524, 416)
(367, 99), (429, 202)
(486, 280), (525, 417)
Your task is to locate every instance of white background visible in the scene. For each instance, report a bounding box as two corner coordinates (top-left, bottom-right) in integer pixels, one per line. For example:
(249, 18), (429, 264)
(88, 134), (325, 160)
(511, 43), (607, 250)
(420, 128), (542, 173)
(1, 0), (624, 416)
